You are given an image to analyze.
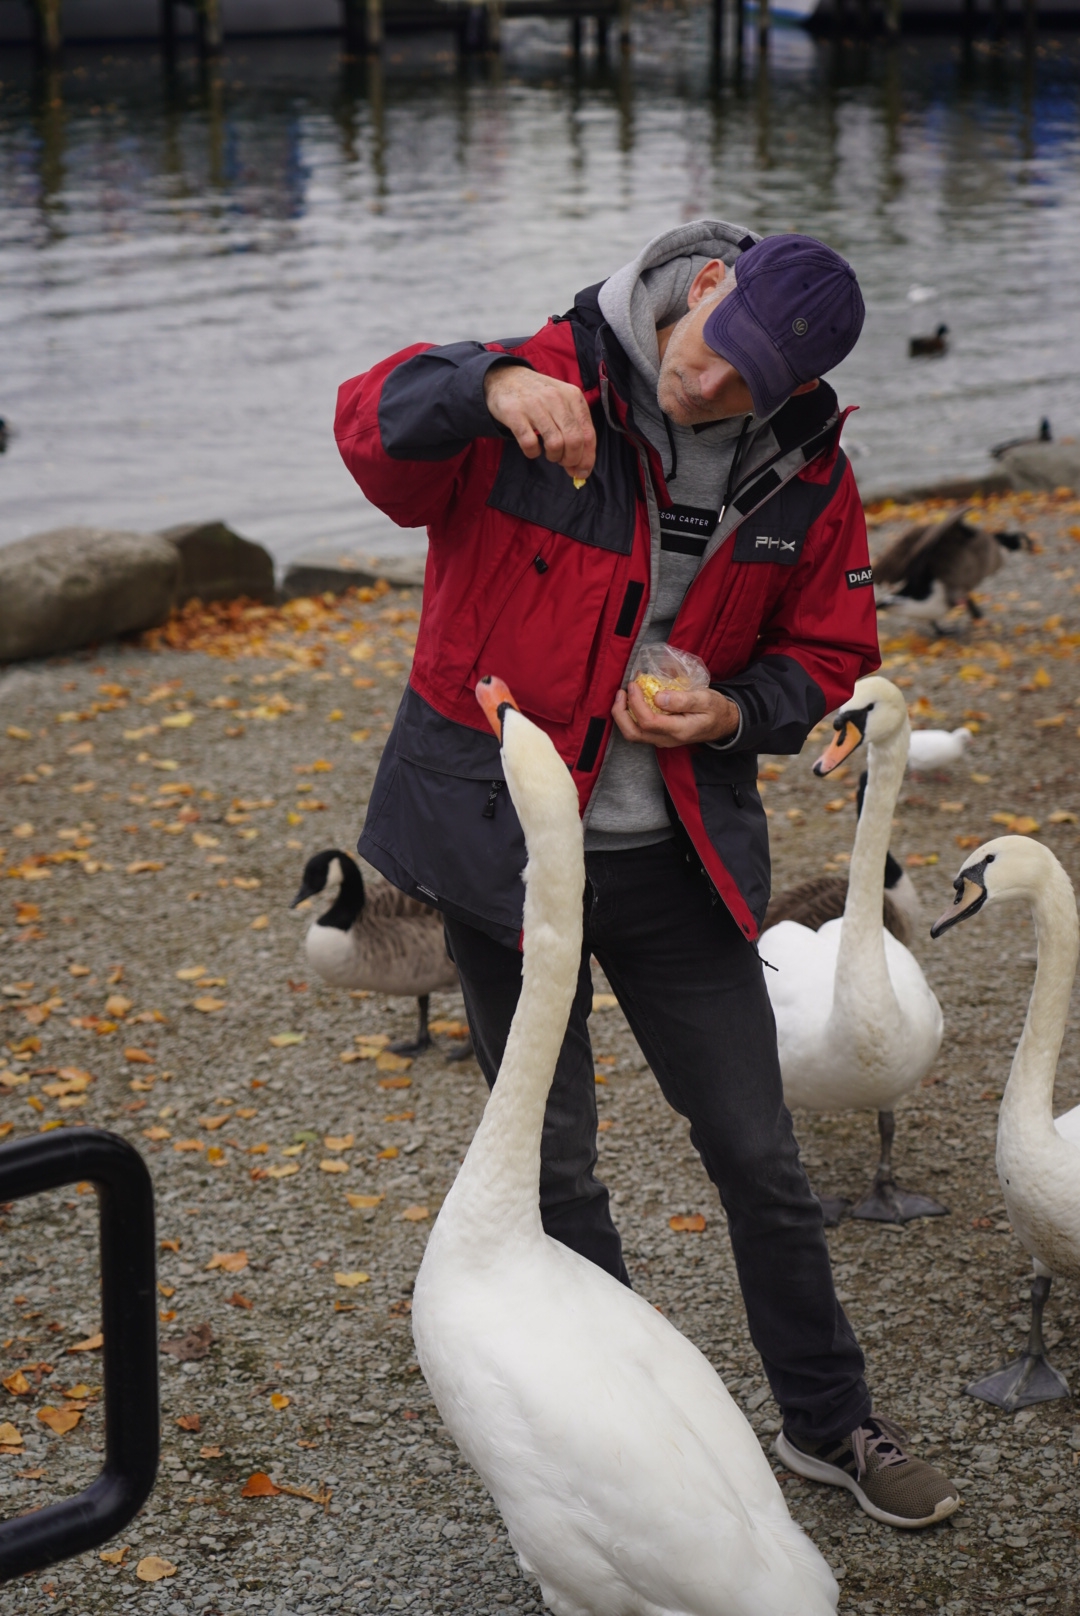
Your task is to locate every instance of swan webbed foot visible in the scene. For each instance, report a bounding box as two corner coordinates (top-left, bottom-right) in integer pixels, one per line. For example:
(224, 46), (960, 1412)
(849, 1178), (948, 1223)
(965, 1353), (1070, 1412)
(816, 1194), (851, 1227)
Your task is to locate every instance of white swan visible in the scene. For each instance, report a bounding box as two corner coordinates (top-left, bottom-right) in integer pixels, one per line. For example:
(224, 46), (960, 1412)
(760, 677), (945, 1223)
(907, 726), (972, 772)
(412, 675), (839, 1616)
(931, 835), (1080, 1410)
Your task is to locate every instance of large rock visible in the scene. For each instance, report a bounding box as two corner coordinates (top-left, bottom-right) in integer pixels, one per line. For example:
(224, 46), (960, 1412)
(0, 527), (179, 663)
(281, 550), (426, 600)
(999, 440), (1080, 494)
(159, 520), (275, 605)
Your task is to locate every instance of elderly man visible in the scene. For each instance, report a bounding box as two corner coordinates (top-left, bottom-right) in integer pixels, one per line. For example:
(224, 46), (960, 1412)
(335, 222), (958, 1529)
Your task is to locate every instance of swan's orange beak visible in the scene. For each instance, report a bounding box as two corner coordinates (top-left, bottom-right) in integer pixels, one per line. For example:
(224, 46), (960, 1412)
(476, 675), (520, 740)
(813, 711), (868, 777)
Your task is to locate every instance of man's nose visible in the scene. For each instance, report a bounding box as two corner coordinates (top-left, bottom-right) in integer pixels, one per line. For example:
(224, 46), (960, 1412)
(697, 358), (736, 402)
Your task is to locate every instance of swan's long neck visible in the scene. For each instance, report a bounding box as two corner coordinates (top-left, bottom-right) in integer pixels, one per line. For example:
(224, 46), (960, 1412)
(440, 734), (585, 1248)
(832, 721), (909, 1016)
(1001, 865), (1079, 1137)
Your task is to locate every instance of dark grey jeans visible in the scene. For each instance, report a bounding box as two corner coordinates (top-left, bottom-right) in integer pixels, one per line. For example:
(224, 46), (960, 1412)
(444, 836), (871, 1444)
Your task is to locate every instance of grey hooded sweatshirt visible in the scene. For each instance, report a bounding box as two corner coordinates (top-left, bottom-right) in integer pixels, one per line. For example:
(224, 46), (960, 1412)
(583, 220), (764, 853)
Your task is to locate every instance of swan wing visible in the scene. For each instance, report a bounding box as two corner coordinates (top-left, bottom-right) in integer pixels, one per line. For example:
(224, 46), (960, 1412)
(415, 1247), (837, 1616)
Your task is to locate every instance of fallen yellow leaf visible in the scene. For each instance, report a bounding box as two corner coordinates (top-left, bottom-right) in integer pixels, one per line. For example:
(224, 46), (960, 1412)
(66, 1332), (103, 1353)
(334, 1271), (370, 1288)
(324, 1133), (354, 1151)
(1049, 811), (1079, 825)
(240, 1471), (280, 1497)
(173, 1139), (204, 1153)
(669, 1213), (707, 1233)
(126, 860), (164, 874)
(266, 1162), (300, 1179)
(375, 1050), (412, 1073)
(192, 996), (226, 1013)
(105, 994), (132, 1018)
(135, 1555), (177, 1582)
(346, 1193), (384, 1210)
(37, 1406), (81, 1434)
(269, 1393), (290, 1411)
(161, 712), (194, 728)
(377, 1075), (412, 1091)
(376, 1146), (399, 1160)
(320, 1159), (349, 1174)
(0, 1423), (23, 1447)
(99, 1546), (129, 1565)
(281, 1144), (305, 1157)
(2, 1371), (31, 1396)
(206, 1250), (248, 1273)
(592, 993), (618, 1011)
(175, 966), (206, 981)
(401, 1205), (429, 1222)
(251, 915), (269, 930)
(268, 1031), (304, 1048)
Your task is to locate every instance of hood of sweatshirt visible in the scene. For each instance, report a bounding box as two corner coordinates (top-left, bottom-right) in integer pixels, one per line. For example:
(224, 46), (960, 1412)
(597, 218), (761, 387)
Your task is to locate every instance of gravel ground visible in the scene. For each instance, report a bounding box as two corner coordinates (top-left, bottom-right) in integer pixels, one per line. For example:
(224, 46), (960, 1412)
(3, 492), (1080, 1616)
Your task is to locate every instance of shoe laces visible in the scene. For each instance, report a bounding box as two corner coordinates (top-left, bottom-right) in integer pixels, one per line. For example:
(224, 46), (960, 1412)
(851, 1415), (910, 1480)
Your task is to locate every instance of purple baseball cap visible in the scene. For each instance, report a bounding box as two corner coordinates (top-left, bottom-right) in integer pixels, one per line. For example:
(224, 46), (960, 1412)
(702, 234), (865, 419)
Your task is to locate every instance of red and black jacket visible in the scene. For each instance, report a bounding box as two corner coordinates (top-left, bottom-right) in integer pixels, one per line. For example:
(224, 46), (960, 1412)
(335, 284), (880, 949)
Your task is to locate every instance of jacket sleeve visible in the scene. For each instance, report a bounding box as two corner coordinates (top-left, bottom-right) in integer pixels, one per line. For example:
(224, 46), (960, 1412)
(334, 341), (531, 529)
(713, 461), (881, 755)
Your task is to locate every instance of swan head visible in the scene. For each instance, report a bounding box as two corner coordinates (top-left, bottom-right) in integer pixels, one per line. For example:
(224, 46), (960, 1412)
(475, 675), (583, 854)
(813, 675), (909, 777)
(930, 835), (1064, 937)
(291, 848), (364, 926)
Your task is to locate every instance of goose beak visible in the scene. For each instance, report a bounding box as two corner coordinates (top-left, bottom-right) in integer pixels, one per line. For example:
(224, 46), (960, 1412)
(289, 882), (313, 909)
(813, 710), (868, 777)
(476, 675), (520, 740)
(930, 858), (990, 938)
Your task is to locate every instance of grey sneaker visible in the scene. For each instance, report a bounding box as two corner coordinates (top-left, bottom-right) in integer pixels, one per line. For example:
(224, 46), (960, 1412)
(775, 1415), (960, 1529)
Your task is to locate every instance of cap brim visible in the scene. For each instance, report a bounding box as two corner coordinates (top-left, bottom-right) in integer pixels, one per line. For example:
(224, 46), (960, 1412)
(702, 292), (800, 420)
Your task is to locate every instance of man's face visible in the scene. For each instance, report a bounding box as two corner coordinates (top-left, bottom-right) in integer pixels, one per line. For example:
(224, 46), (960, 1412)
(656, 261), (757, 427)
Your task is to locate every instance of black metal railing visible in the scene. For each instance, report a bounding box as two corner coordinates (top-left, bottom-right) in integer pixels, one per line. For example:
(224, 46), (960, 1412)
(0, 1130), (159, 1582)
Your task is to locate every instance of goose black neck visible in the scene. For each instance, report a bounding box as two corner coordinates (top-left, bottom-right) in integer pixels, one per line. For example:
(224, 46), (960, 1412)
(320, 854), (365, 931)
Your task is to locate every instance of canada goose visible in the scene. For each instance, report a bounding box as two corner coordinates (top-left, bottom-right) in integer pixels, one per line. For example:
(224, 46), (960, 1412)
(932, 837), (1080, 1410)
(873, 505), (1032, 634)
(290, 849), (468, 1058)
(412, 675), (840, 1616)
(990, 418), (1052, 461)
(909, 324), (949, 358)
(765, 772), (920, 950)
(761, 679), (945, 1225)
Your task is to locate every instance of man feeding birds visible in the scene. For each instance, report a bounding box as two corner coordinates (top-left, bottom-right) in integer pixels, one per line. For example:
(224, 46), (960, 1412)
(335, 221), (959, 1529)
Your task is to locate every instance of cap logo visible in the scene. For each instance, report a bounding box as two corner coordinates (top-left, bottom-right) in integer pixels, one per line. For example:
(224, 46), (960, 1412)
(791, 317), (808, 337)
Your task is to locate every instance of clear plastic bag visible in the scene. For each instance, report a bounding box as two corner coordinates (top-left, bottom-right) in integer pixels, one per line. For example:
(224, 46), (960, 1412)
(629, 642), (711, 712)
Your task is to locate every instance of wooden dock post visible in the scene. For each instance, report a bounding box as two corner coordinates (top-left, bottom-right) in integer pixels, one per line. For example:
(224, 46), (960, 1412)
(194, 0), (223, 55)
(343, 0), (383, 53)
(757, 0), (769, 51)
(732, 0), (744, 73)
(161, 0), (177, 55)
(884, 0), (901, 36)
(711, 0), (723, 69)
(618, 0), (632, 51)
(31, 0), (63, 57)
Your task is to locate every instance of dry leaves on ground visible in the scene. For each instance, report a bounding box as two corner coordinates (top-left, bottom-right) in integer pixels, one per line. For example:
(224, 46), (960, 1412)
(65, 1332), (103, 1354)
(346, 1193), (383, 1210)
(0, 1423), (23, 1451)
(175, 1414), (201, 1432)
(241, 1471), (280, 1498)
(160, 1323), (213, 1362)
(136, 1556), (177, 1582)
(37, 1406), (81, 1435)
(401, 1205), (429, 1222)
(206, 1250), (247, 1273)
(334, 1271), (370, 1288)
(269, 1031), (304, 1047)
(669, 1213), (707, 1234)
(99, 1546), (129, 1565)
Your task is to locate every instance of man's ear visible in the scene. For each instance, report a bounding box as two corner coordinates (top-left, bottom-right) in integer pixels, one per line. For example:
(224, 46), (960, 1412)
(791, 379), (820, 395)
(686, 259), (727, 310)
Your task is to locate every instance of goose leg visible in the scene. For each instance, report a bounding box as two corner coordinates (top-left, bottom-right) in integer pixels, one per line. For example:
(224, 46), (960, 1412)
(850, 1110), (949, 1223)
(966, 1273), (1071, 1411)
(389, 994), (434, 1056)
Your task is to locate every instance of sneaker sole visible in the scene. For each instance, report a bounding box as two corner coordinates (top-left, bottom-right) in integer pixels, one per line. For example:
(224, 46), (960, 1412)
(774, 1432), (961, 1530)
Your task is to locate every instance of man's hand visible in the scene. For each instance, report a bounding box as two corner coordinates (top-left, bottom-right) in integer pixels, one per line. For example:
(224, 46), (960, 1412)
(612, 682), (740, 749)
(484, 365), (596, 482)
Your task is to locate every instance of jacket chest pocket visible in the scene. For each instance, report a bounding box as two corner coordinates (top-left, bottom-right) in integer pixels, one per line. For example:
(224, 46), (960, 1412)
(485, 409), (638, 555)
(471, 536), (616, 725)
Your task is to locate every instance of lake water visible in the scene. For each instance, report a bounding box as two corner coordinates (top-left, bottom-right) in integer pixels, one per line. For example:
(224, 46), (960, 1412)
(2, 11), (1080, 569)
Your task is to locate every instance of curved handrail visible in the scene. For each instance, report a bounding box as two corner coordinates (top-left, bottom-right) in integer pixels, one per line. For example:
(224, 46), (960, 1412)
(0, 1130), (159, 1581)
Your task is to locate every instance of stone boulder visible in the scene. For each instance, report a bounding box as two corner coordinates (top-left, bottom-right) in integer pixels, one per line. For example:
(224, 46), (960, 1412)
(0, 527), (179, 663)
(281, 550), (425, 600)
(999, 440), (1080, 494)
(159, 520), (275, 605)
